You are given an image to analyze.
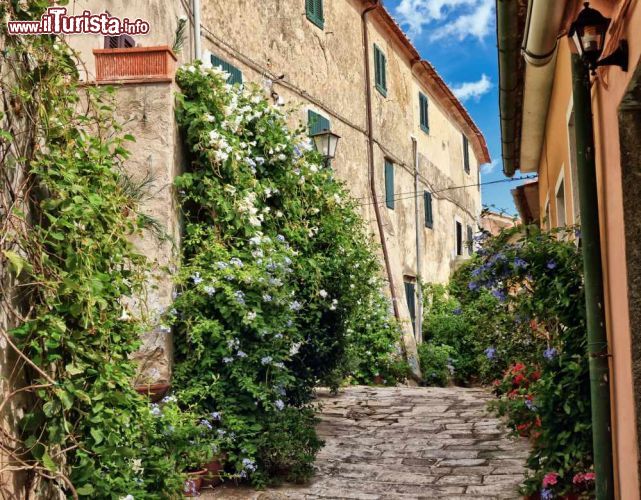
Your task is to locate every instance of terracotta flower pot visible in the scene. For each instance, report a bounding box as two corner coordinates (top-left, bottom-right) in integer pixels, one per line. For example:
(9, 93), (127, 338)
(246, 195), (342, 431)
(373, 375), (384, 385)
(183, 468), (207, 497)
(134, 382), (171, 403)
(202, 456), (225, 487)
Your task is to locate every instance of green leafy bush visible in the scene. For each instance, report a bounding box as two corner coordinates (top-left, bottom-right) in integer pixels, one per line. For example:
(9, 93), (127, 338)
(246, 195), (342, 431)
(417, 343), (455, 387)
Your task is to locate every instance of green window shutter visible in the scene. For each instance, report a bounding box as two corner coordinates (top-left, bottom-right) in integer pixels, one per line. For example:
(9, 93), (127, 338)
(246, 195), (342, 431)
(419, 92), (429, 133)
(211, 54), (243, 85)
(467, 225), (474, 255)
(424, 191), (433, 228)
(385, 160), (394, 209)
(306, 0), (324, 29)
(404, 281), (417, 336)
(374, 45), (387, 97)
(307, 110), (330, 136)
(463, 134), (470, 173)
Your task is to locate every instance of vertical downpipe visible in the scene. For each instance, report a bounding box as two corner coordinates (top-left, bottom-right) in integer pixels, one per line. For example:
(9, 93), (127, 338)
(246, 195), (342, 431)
(193, 0), (201, 60)
(361, 2), (401, 323)
(412, 137), (423, 344)
(570, 53), (614, 500)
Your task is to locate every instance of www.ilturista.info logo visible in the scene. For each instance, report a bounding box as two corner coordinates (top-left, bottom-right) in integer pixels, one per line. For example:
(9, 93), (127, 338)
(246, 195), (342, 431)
(6, 8), (150, 36)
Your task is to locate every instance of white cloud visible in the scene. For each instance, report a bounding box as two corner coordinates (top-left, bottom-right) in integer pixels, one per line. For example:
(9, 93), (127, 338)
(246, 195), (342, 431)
(481, 158), (500, 174)
(451, 74), (493, 102)
(394, 0), (495, 42)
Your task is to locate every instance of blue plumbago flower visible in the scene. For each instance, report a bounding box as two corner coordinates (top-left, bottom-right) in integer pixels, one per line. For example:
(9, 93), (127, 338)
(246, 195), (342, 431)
(289, 300), (302, 311)
(242, 458), (257, 472)
(262, 294), (272, 302)
(261, 356), (273, 365)
(276, 385), (287, 396)
(471, 267), (483, 277)
(199, 419), (213, 430)
(575, 229), (582, 239)
(216, 261), (228, 269)
(255, 157), (265, 165)
(223, 357), (233, 363)
(191, 272), (203, 285)
(204, 285), (216, 296)
(237, 350), (247, 358)
(266, 262), (278, 272)
(245, 157), (256, 168)
(217, 429), (226, 437)
(543, 347), (557, 360)
(274, 333), (283, 339)
(150, 404), (162, 417)
(210, 411), (221, 421)
(273, 362), (285, 369)
(485, 347), (497, 360)
(283, 257), (292, 266)
(513, 257), (528, 269)
(249, 236), (261, 246)
(547, 260), (557, 270)
(293, 146), (302, 158)
(230, 257), (243, 267)
(269, 277), (282, 286)
(234, 290), (245, 304)
(540, 488), (553, 500)
(275, 399), (285, 411)
(239, 470), (248, 479)
(276, 234), (286, 242)
(492, 289), (506, 302)
(452, 307), (462, 315)
(286, 319), (293, 327)
(525, 399), (537, 412)
(468, 281), (479, 291)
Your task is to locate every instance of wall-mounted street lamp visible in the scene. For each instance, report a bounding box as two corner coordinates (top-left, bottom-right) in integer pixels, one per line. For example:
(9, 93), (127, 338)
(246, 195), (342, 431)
(310, 129), (341, 168)
(569, 2), (628, 75)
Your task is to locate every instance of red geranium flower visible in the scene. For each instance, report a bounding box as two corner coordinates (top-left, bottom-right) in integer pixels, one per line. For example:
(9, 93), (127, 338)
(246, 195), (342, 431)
(542, 472), (559, 487)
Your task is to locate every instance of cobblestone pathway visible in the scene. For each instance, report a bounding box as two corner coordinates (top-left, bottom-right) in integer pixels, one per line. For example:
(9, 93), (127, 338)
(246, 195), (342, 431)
(202, 386), (530, 499)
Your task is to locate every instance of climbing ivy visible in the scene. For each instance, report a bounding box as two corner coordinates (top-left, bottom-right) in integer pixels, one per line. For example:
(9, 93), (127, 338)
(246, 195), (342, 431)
(0, 2), (188, 497)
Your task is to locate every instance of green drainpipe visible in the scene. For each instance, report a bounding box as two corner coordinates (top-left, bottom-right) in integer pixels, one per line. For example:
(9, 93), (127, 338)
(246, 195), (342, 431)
(570, 53), (614, 500)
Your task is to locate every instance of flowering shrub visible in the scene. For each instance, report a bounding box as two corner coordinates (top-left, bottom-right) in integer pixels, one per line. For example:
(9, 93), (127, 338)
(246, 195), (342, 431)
(171, 61), (405, 486)
(426, 226), (593, 497)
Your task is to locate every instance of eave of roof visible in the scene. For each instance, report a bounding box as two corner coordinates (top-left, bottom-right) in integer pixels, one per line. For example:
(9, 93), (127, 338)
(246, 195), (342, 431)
(366, 2), (491, 165)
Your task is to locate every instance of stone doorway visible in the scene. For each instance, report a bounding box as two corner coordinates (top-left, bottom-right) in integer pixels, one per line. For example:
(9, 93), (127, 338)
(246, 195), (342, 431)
(619, 58), (641, 483)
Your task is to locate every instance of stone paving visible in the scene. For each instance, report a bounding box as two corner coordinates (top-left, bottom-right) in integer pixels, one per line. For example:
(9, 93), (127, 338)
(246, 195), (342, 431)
(201, 386), (530, 499)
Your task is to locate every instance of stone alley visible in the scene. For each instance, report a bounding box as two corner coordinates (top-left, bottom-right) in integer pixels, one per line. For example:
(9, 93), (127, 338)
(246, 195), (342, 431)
(203, 386), (530, 499)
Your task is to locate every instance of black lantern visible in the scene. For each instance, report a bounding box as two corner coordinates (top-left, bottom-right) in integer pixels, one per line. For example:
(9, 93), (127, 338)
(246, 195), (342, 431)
(310, 129), (341, 167)
(568, 2), (628, 74)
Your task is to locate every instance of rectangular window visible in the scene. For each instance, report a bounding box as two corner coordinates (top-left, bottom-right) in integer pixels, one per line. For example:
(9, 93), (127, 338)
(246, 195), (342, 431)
(385, 160), (394, 210)
(306, 0), (324, 29)
(211, 54), (243, 85)
(307, 110), (330, 136)
(456, 221), (463, 256)
(419, 92), (429, 133)
(463, 134), (470, 174)
(374, 44), (387, 97)
(467, 225), (474, 255)
(424, 191), (433, 228)
(404, 280), (417, 337)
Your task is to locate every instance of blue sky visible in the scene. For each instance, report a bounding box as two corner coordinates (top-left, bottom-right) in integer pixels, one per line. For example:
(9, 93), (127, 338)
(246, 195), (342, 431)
(386, 0), (521, 216)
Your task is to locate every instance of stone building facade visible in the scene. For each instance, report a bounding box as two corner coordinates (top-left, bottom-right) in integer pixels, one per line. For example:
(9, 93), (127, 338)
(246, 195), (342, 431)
(73, 0), (488, 376)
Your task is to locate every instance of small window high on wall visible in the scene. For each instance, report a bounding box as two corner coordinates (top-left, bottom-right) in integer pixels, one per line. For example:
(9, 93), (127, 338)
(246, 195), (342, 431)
(104, 34), (135, 49)
(456, 221), (463, 256)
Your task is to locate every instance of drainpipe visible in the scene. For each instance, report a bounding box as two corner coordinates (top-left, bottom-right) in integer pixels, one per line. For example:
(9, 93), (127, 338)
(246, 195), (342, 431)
(412, 136), (423, 345)
(570, 53), (614, 500)
(496, 0), (520, 177)
(361, 2), (400, 323)
(193, 0), (201, 59)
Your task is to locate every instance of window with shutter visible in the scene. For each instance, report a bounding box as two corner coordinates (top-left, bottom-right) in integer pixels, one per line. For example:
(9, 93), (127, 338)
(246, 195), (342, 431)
(419, 93), (429, 133)
(306, 0), (324, 29)
(307, 110), (330, 136)
(385, 160), (394, 209)
(424, 191), (433, 228)
(456, 221), (463, 256)
(463, 134), (470, 173)
(374, 45), (387, 97)
(211, 54), (243, 85)
(467, 225), (474, 255)
(404, 280), (417, 336)
(104, 34), (135, 49)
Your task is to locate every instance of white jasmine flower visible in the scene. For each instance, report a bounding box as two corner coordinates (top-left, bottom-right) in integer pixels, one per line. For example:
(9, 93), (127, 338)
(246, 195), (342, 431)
(330, 299), (338, 311)
(319, 290), (328, 299)
(290, 342), (301, 355)
(204, 286), (216, 296)
(275, 400), (285, 411)
(246, 312), (257, 321)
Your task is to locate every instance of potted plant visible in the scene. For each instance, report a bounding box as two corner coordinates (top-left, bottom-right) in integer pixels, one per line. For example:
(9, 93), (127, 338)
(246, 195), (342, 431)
(134, 368), (171, 402)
